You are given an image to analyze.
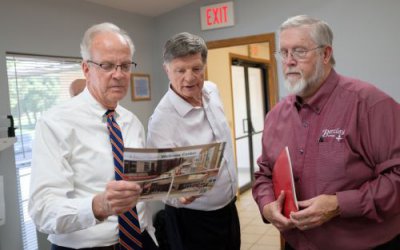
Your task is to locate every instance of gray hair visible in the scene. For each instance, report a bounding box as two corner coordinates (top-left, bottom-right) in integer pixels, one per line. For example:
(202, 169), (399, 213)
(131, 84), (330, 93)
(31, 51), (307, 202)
(163, 32), (208, 64)
(280, 15), (335, 66)
(80, 22), (135, 61)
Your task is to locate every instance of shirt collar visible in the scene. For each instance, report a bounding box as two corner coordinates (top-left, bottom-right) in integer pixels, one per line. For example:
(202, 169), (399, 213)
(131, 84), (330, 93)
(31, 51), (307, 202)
(290, 69), (339, 114)
(167, 83), (209, 117)
(81, 88), (122, 119)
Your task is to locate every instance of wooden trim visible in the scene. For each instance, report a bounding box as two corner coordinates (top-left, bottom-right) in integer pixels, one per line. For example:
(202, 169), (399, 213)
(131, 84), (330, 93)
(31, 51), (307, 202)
(206, 33), (279, 108)
(229, 53), (271, 64)
(207, 33), (275, 50)
(228, 53), (276, 110)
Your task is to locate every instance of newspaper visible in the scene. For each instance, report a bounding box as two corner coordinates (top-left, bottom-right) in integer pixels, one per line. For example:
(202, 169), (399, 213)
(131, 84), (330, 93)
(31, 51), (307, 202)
(124, 142), (226, 201)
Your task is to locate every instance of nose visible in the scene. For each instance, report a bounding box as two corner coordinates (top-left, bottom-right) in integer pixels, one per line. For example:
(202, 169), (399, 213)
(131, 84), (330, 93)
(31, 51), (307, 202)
(111, 66), (124, 79)
(184, 70), (196, 81)
(115, 65), (124, 72)
(284, 52), (297, 66)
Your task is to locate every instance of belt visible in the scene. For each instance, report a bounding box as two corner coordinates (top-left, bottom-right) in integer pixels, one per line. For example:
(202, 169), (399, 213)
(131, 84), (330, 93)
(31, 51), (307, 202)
(166, 196), (237, 214)
(51, 243), (119, 250)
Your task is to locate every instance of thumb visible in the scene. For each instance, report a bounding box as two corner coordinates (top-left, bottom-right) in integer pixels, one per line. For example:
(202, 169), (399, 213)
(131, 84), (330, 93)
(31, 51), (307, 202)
(277, 190), (286, 205)
(297, 198), (312, 208)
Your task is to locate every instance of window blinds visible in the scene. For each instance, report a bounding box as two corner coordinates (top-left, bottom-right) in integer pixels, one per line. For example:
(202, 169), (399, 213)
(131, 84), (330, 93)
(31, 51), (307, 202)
(6, 53), (83, 250)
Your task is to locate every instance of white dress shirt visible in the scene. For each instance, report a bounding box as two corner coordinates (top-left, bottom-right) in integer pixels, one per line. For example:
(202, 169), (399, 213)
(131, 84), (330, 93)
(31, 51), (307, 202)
(147, 81), (238, 211)
(29, 88), (156, 248)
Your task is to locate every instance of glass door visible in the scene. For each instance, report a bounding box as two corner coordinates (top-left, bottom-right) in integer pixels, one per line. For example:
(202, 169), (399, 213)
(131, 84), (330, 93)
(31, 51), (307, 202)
(231, 59), (268, 192)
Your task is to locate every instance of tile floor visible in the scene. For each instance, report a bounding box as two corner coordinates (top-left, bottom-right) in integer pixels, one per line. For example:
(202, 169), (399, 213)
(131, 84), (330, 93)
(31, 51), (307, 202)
(237, 190), (282, 250)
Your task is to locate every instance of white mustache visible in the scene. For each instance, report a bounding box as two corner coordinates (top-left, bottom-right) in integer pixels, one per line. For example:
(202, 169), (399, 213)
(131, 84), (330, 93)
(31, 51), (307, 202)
(286, 68), (302, 74)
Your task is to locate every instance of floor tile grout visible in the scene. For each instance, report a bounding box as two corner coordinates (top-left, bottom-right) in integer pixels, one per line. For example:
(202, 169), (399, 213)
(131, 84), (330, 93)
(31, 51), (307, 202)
(237, 189), (281, 250)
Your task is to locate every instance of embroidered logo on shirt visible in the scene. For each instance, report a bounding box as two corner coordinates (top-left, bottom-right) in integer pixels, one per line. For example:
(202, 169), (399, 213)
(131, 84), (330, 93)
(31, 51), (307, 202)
(321, 128), (345, 142)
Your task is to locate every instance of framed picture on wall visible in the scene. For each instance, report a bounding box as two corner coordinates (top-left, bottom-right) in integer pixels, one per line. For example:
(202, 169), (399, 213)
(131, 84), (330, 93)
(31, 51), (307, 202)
(131, 73), (151, 101)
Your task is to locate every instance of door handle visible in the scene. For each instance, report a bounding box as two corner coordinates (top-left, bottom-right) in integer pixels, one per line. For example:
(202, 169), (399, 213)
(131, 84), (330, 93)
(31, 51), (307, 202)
(250, 120), (256, 134)
(242, 118), (248, 134)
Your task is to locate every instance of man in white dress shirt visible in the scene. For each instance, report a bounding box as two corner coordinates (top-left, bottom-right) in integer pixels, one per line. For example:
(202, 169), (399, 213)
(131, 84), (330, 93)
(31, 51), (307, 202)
(147, 32), (240, 250)
(29, 23), (157, 250)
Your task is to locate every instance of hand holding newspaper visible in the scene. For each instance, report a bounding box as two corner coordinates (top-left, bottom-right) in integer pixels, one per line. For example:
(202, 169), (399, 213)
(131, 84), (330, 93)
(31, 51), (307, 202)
(123, 142), (226, 201)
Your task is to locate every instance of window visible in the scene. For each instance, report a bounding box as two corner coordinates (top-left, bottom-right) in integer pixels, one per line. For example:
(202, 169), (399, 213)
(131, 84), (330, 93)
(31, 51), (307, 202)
(7, 53), (83, 250)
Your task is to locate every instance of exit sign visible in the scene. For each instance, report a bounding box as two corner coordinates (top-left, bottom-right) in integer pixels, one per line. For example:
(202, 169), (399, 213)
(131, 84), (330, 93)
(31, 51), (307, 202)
(200, 1), (235, 30)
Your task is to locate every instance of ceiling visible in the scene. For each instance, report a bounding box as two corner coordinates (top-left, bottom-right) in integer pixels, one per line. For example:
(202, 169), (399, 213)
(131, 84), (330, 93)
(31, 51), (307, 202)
(84, 0), (197, 17)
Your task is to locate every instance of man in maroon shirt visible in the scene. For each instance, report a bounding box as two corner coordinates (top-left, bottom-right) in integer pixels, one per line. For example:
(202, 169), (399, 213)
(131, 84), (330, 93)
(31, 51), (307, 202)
(252, 15), (400, 250)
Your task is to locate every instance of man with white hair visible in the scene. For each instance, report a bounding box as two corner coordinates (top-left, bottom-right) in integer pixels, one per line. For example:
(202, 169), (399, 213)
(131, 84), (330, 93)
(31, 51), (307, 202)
(29, 23), (157, 250)
(253, 15), (400, 250)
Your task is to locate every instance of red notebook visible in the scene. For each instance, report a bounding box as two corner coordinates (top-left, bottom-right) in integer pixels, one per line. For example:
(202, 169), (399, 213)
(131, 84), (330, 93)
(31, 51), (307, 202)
(272, 146), (298, 218)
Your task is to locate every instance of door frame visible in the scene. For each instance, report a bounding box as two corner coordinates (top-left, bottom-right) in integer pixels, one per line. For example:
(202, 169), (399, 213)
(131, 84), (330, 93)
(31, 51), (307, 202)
(207, 33), (279, 109)
(230, 53), (271, 112)
(230, 54), (270, 193)
(206, 33), (279, 194)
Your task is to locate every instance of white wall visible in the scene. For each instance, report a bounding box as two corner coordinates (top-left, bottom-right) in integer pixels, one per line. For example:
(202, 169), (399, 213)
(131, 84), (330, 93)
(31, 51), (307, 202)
(152, 0), (400, 102)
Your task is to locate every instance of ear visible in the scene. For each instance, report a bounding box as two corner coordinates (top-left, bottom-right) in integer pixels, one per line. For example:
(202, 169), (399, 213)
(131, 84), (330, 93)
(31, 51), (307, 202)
(82, 61), (90, 79)
(163, 63), (169, 74)
(322, 46), (333, 64)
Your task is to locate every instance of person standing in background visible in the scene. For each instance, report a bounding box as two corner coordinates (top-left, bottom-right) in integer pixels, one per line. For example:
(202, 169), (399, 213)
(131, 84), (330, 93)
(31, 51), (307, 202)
(252, 15), (400, 250)
(69, 78), (86, 97)
(147, 32), (240, 250)
(29, 22), (158, 250)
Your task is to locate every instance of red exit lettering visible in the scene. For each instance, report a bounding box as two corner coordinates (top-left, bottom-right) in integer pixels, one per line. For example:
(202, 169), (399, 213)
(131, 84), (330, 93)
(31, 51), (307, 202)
(206, 5), (228, 26)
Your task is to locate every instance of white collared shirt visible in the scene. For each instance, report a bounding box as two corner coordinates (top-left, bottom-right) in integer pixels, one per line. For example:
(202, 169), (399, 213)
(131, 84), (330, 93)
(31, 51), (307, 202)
(147, 81), (238, 210)
(29, 88), (155, 248)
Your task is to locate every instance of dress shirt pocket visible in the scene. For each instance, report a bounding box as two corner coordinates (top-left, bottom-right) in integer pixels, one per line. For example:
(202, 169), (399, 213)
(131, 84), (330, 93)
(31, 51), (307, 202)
(316, 136), (347, 185)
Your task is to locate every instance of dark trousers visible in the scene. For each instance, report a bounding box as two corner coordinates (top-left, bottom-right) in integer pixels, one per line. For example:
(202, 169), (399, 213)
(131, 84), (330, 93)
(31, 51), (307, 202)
(51, 230), (158, 250)
(284, 234), (400, 250)
(142, 230), (159, 250)
(164, 197), (240, 250)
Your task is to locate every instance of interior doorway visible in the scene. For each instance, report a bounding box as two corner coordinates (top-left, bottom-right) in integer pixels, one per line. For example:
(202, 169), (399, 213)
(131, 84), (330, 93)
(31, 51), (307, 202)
(206, 33), (279, 193)
(231, 57), (268, 192)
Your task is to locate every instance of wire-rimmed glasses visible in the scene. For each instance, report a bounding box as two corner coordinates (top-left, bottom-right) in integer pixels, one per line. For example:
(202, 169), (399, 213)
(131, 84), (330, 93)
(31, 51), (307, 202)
(87, 60), (137, 73)
(275, 46), (324, 61)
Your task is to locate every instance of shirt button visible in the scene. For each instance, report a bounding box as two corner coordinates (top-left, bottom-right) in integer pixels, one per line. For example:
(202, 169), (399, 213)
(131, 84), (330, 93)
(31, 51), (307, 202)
(303, 122), (308, 128)
(299, 149), (304, 154)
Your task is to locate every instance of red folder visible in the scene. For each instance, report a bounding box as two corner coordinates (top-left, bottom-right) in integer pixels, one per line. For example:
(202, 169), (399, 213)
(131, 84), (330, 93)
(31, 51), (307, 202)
(272, 146), (298, 218)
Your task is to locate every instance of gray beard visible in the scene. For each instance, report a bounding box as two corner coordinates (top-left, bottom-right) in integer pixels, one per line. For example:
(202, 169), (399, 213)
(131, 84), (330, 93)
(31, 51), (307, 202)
(284, 58), (324, 97)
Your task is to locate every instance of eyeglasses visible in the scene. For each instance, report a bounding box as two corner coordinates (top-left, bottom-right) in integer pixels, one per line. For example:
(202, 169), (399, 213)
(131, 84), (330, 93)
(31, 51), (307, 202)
(275, 46), (324, 61)
(87, 60), (137, 73)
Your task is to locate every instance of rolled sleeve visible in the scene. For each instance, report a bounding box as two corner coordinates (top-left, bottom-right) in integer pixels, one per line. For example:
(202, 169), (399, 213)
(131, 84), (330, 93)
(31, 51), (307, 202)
(336, 190), (370, 218)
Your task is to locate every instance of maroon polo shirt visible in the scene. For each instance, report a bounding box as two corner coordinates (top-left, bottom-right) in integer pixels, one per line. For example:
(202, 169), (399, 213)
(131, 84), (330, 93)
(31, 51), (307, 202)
(252, 69), (400, 249)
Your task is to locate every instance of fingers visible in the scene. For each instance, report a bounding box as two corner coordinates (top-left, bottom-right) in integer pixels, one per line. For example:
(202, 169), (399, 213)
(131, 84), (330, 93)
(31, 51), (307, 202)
(275, 190), (286, 206)
(290, 195), (339, 230)
(102, 180), (142, 215)
(290, 213), (315, 230)
(274, 219), (295, 232)
(179, 195), (198, 204)
(107, 180), (142, 193)
(262, 198), (295, 232)
(290, 201), (319, 230)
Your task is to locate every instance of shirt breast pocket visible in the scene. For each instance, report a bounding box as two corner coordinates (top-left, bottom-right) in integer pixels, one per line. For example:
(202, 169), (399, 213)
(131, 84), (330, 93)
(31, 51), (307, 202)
(316, 136), (347, 184)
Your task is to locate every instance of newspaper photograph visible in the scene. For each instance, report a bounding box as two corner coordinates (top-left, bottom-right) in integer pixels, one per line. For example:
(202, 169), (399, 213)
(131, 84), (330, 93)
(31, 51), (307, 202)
(124, 142), (226, 201)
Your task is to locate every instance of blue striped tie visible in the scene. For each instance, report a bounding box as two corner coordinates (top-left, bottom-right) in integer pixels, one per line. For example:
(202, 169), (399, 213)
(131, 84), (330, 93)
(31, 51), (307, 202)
(106, 110), (142, 250)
